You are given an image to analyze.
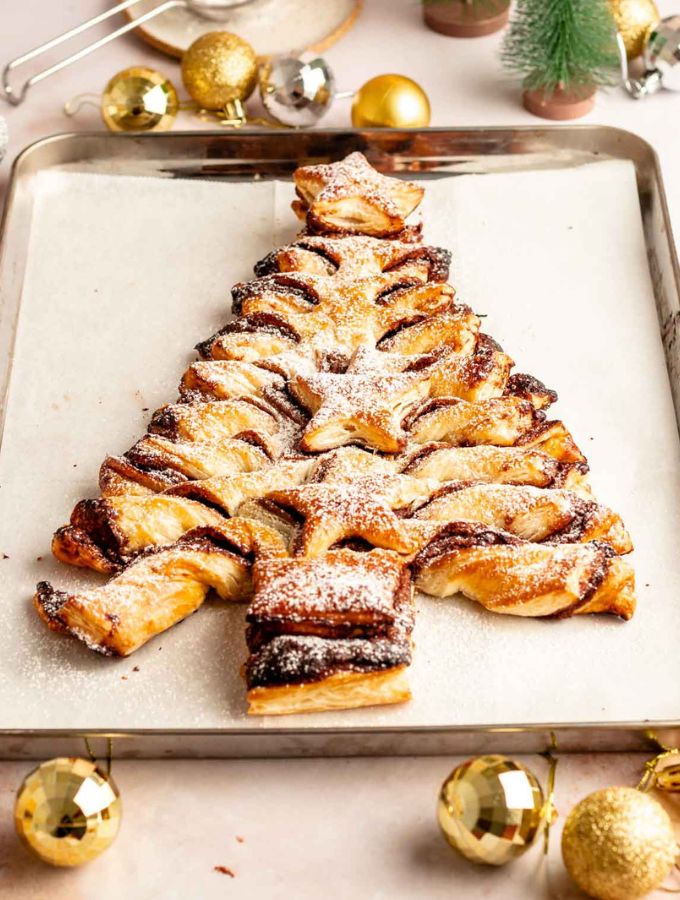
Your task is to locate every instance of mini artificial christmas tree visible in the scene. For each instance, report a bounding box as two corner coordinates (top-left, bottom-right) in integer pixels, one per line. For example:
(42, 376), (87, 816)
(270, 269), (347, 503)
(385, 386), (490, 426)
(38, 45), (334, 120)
(422, 0), (511, 38)
(502, 0), (621, 119)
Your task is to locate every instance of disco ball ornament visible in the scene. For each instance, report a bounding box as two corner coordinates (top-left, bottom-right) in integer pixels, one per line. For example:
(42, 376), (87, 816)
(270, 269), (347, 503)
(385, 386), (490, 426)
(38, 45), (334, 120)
(437, 754), (546, 865)
(626, 15), (680, 96)
(260, 56), (335, 127)
(101, 67), (178, 132)
(15, 757), (121, 867)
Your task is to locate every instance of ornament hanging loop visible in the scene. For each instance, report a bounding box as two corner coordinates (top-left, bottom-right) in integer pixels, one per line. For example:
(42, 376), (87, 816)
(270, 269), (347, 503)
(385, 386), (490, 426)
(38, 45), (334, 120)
(63, 93), (100, 117)
(84, 736), (113, 777)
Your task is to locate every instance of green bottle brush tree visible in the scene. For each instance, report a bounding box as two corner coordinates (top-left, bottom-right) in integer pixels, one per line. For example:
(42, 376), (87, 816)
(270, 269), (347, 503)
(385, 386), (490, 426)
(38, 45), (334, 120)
(501, 0), (621, 119)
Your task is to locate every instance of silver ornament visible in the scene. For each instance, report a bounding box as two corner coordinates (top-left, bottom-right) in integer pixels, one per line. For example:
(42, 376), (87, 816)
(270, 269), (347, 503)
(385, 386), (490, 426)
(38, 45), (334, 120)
(259, 56), (335, 128)
(624, 15), (680, 97)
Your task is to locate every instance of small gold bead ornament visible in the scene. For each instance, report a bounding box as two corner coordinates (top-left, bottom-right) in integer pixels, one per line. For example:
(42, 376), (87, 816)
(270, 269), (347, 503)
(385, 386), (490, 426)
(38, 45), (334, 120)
(181, 32), (258, 111)
(15, 757), (121, 867)
(437, 754), (547, 865)
(101, 66), (178, 132)
(561, 786), (677, 900)
(351, 74), (431, 128)
(609, 0), (660, 59)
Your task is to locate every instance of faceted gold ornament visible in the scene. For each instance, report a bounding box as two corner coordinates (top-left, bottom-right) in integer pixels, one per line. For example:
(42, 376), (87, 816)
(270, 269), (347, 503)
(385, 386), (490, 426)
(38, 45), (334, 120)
(101, 67), (178, 133)
(181, 32), (258, 110)
(609, 0), (659, 59)
(15, 757), (121, 867)
(562, 786), (677, 900)
(351, 74), (431, 128)
(437, 754), (545, 865)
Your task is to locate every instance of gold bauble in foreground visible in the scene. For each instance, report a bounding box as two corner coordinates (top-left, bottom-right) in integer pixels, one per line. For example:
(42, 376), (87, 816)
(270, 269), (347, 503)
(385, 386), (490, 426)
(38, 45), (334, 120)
(609, 0), (659, 59)
(351, 74), (431, 128)
(437, 754), (545, 865)
(101, 67), (178, 132)
(181, 31), (258, 110)
(15, 757), (121, 867)
(561, 786), (677, 900)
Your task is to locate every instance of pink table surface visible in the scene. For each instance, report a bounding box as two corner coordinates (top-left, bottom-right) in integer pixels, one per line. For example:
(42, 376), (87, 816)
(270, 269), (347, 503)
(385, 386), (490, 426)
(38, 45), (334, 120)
(2, 1), (680, 897)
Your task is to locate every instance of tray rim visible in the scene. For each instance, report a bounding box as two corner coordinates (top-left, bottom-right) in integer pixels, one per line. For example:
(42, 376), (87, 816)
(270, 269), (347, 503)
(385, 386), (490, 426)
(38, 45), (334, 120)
(1, 125), (678, 757)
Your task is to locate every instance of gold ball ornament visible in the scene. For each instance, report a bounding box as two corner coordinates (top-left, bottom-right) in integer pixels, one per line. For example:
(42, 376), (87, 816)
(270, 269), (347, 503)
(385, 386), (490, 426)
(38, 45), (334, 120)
(15, 757), (121, 867)
(181, 32), (258, 110)
(561, 786), (677, 900)
(101, 67), (178, 133)
(609, 0), (660, 59)
(351, 74), (431, 128)
(437, 754), (546, 865)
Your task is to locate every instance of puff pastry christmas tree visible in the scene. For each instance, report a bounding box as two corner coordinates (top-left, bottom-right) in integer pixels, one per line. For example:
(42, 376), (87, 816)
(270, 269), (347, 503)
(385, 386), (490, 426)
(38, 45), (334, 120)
(35, 151), (635, 716)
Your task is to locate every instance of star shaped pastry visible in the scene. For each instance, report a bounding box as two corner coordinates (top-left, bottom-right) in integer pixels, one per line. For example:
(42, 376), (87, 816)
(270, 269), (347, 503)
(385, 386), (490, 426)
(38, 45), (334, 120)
(265, 475), (427, 557)
(289, 369), (430, 452)
(293, 151), (424, 236)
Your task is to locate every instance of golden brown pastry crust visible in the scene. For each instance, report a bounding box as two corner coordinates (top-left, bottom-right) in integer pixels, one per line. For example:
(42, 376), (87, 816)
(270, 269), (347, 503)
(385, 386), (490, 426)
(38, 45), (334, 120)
(37, 522), (285, 656)
(293, 151), (424, 236)
(413, 523), (635, 620)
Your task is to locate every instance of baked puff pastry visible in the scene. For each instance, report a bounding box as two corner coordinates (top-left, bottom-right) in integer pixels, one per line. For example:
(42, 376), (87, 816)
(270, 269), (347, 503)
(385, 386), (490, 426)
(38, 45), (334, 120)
(246, 548), (414, 649)
(245, 634), (412, 716)
(411, 483), (632, 552)
(292, 151), (424, 236)
(413, 523), (635, 620)
(36, 522), (285, 656)
(290, 370), (430, 453)
(401, 443), (591, 496)
(258, 474), (433, 557)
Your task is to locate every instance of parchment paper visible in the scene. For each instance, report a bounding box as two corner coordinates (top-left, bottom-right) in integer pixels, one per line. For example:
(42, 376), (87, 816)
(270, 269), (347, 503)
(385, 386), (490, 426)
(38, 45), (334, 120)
(1, 161), (679, 731)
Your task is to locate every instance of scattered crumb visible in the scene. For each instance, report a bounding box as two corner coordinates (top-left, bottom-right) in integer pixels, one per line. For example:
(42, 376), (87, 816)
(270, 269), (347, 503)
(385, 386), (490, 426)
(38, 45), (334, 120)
(142, 407), (149, 412)
(158, 646), (162, 651)
(214, 866), (235, 877)
(645, 583), (650, 587)
(36, 556), (43, 562)
(567, 225), (573, 230)
(132, 665), (140, 672)
(236, 836), (244, 844)
(121, 675), (128, 681)
(2, 553), (9, 560)
(73, 463), (77, 467)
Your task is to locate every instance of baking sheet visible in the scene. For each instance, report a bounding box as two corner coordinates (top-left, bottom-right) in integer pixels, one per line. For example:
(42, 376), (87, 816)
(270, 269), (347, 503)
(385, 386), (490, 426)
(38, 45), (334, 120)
(1, 160), (679, 732)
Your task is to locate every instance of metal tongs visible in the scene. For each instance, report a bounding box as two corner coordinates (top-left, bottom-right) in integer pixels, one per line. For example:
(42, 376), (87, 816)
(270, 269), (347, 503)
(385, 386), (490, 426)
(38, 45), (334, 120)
(3, 0), (253, 105)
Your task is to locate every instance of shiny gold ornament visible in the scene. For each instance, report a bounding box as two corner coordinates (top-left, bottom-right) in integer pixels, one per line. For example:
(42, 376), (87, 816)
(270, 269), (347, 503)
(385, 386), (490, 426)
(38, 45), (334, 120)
(181, 32), (258, 111)
(609, 0), (660, 59)
(351, 74), (431, 128)
(437, 754), (545, 865)
(561, 786), (677, 900)
(100, 67), (178, 133)
(15, 757), (121, 867)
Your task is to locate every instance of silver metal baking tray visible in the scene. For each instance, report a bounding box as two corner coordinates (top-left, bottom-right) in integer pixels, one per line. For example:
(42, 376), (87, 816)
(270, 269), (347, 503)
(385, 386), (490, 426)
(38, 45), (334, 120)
(1, 127), (679, 759)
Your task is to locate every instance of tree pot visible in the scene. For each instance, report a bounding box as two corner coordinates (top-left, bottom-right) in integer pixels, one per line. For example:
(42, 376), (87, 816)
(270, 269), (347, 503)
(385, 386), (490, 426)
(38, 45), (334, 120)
(422, 0), (511, 37)
(522, 84), (596, 120)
